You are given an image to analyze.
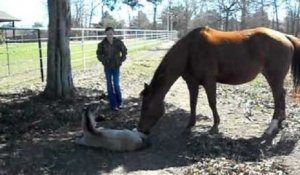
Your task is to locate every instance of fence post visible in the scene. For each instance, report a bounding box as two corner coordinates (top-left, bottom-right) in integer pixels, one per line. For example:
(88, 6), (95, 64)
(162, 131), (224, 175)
(135, 30), (138, 46)
(81, 29), (86, 71)
(123, 30), (126, 43)
(37, 29), (44, 82)
(4, 30), (10, 76)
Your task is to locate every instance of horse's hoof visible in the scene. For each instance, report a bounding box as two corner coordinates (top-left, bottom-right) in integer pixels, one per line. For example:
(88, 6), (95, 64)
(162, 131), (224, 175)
(183, 124), (194, 135)
(141, 138), (152, 149)
(185, 125), (193, 129)
(186, 122), (195, 129)
(263, 127), (279, 138)
(182, 129), (192, 135)
(278, 120), (286, 130)
(209, 127), (219, 135)
(259, 132), (277, 146)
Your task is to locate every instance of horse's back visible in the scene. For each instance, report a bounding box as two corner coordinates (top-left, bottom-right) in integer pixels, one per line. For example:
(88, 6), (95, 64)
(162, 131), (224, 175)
(187, 26), (294, 85)
(199, 26), (292, 46)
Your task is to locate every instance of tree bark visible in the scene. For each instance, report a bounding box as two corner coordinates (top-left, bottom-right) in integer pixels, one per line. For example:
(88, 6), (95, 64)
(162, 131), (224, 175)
(43, 0), (76, 100)
(273, 0), (279, 30)
(88, 1), (100, 28)
(295, 2), (300, 36)
(225, 11), (229, 30)
(153, 6), (157, 29)
(240, 0), (247, 29)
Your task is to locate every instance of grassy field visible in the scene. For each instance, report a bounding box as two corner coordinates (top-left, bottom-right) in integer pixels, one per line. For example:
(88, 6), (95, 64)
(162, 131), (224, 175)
(0, 38), (167, 91)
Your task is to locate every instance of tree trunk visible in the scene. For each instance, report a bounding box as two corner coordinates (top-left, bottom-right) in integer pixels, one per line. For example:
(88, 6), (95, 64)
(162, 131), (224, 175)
(225, 11), (229, 30)
(88, 1), (100, 28)
(184, 1), (189, 35)
(273, 0), (279, 30)
(153, 6), (157, 29)
(43, 0), (76, 100)
(295, 3), (300, 36)
(240, 0), (246, 29)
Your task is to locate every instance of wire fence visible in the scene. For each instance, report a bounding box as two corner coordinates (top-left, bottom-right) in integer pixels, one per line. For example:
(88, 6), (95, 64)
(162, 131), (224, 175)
(0, 27), (177, 92)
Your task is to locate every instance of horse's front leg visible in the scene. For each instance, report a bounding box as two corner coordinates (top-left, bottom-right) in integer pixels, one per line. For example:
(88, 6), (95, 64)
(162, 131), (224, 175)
(203, 79), (220, 134)
(186, 81), (199, 128)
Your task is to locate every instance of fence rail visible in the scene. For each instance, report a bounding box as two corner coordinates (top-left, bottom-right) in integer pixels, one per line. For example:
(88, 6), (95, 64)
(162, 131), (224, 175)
(0, 27), (177, 92)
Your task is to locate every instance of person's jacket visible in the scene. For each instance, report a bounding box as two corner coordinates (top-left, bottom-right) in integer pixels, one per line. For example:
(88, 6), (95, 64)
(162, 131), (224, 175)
(96, 37), (127, 68)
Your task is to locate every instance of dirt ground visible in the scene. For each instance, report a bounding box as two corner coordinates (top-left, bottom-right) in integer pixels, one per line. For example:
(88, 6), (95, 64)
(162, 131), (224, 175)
(0, 41), (300, 175)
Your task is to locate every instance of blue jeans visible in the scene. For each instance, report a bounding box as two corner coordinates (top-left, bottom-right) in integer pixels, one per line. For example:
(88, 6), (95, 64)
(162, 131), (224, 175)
(104, 67), (122, 109)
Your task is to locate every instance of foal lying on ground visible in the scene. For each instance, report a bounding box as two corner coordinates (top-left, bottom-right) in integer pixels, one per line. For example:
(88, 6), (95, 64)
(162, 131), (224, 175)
(75, 107), (148, 151)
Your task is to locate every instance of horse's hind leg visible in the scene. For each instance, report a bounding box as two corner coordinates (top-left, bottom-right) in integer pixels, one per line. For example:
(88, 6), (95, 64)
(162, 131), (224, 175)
(186, 81), (199, 128)
(263, 72), (287, 136)
(203, 79), (220, 134)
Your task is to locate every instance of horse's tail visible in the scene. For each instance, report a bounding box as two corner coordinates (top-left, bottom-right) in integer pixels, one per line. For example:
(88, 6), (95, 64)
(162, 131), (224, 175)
(286, 35), (300, 89)
(82, 106), (102, 136)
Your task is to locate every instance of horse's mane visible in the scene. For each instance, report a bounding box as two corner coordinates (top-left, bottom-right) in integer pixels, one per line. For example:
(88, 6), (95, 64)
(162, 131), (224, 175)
(147, 27), (205, 93)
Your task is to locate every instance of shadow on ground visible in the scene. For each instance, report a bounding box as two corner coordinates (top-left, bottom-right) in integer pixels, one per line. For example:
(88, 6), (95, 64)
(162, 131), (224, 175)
(0, 88), (298, 174)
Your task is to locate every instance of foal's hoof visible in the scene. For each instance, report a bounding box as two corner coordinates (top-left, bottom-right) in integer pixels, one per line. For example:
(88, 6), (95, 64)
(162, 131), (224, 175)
(95, 115), (106, 122)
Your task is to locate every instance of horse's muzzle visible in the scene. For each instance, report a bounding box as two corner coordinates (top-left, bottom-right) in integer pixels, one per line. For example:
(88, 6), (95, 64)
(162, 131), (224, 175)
(137, 127), (150, 136)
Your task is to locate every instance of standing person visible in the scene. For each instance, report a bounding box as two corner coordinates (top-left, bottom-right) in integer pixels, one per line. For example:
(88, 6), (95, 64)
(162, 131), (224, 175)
(97, 27), (127, 111)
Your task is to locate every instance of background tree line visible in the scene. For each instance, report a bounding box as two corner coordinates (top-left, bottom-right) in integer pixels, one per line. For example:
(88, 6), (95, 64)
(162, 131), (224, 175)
(69, 0), (300, 37)
(161, 0), (300, 37)
(70, 0), (160, 29)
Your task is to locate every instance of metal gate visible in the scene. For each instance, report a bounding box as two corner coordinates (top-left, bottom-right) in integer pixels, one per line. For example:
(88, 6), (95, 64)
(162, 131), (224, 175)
(0, 27), (45, 90)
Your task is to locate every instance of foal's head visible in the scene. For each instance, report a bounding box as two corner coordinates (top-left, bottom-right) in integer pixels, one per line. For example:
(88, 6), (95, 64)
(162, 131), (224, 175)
(138, 83), (165, 134)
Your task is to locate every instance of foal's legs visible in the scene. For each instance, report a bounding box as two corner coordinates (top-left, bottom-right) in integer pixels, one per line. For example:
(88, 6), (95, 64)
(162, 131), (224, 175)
(186, 81), (199, 128)
(203, 79), (220, 134)
(263, 73), (286, 136)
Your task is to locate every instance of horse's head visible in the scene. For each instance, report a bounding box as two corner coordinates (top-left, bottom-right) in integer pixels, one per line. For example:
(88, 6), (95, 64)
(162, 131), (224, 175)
(138, 83), (165, 134)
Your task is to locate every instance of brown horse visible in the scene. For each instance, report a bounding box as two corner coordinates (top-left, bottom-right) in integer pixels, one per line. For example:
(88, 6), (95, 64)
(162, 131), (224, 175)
(138, 26), (300, 139)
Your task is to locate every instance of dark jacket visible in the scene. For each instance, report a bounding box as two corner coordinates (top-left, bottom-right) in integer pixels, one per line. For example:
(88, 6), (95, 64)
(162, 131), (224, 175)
(96, 37), (127, 68)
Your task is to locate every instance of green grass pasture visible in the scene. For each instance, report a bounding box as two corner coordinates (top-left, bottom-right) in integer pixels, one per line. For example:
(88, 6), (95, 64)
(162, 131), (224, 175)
(0, 38), (168, 91)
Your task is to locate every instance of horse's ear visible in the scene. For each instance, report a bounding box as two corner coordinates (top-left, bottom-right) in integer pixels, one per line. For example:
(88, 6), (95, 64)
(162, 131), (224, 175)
(140, 83), (149, 97)
(139, 89), (145, 97)
(144, 83), (149, 90)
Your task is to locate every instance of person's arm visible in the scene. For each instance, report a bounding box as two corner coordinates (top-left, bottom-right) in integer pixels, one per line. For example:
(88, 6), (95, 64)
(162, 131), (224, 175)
(120, 40), (127, 62)
(96, 42), (104, 62)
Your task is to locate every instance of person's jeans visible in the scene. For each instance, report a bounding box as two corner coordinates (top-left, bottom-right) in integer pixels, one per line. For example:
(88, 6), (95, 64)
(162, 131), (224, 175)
(104, 67), (122, 109)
